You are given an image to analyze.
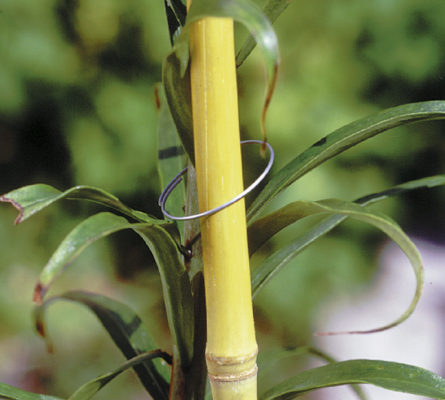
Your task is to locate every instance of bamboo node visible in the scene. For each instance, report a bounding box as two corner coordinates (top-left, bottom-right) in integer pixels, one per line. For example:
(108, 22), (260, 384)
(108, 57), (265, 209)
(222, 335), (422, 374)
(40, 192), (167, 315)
(206, 348), (258, 366)
(208, 364), (258, 383)
(206, 348), (258, 383)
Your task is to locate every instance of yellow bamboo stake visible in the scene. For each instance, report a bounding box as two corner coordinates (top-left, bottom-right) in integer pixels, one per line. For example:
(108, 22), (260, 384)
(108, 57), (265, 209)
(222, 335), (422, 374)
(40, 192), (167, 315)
(187, 7), (258, 400)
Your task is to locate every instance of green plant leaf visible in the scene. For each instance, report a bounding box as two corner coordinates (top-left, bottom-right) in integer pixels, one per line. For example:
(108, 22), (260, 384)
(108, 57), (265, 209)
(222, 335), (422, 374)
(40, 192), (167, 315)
(0, 184), (156, 224)
(176, 0), (279, 142)
(248, 174), (445, 254)
(0, 383), (63, 400)
(68, 351), (172, 400)
(252, 213), (347, 297)
(252, 199), (422, 334)
(162, 52), (194, 163)
(134, 224), (194, 368)
(32, 212), (194, 371)
(163, 0), (280, 159)
(260, 359), (445, 400)
(33, 212), (160, 302)
(250, 175), (445, 299)
(156, 84), (187, 232)
(258, 347), (367, 400)
(164, 0), (187, 45)
(34, 291), (170, 400)
(247, 101), (445, 221)
(236, 0), (291, 67)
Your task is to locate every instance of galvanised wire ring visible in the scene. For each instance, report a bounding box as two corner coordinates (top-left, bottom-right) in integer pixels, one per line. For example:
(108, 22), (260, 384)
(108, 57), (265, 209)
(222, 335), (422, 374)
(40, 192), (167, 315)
(158, 140), (274, 221)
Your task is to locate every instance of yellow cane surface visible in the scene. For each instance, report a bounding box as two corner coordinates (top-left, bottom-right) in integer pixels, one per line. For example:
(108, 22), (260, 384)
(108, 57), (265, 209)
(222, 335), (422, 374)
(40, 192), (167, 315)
(188, 9), (258, 399)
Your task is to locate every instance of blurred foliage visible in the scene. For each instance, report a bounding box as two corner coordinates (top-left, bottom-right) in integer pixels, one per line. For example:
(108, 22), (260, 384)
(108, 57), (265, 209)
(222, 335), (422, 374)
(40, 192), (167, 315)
(0, 0), (444, 398)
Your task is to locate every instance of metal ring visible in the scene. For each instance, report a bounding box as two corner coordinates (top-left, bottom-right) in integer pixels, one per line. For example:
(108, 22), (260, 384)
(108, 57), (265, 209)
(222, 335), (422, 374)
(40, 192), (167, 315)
(158, 140), (274, 221)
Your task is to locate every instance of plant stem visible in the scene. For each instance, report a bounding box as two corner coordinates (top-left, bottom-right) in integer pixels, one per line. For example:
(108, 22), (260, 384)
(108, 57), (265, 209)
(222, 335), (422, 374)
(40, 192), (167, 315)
(188, 9), (258, 400)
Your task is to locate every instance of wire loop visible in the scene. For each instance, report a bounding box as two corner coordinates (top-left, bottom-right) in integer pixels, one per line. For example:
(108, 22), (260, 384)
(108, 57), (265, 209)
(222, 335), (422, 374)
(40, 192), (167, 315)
(158, 140), (274, 221)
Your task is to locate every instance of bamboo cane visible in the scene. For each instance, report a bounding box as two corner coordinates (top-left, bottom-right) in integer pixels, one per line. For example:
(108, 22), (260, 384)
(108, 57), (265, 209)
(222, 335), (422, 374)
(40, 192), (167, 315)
(187, 6), (258, 400)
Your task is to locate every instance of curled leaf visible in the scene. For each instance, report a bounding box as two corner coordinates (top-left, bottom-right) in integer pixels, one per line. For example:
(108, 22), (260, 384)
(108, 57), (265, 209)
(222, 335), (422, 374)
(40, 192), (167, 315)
(247, 101), (445, 221)
(34, 291), (170, 399)
(251, 199), (423, 334)
(260, 359), (445, 400)
(250, 175), (445, 304)
(33, 212), (194, 370)
(248, 174), (445, 255)
(177, 0), (280, 142)
(0, 184), (156, 224)
(236, 0), (291, 67)
(258, 347), (367, 400)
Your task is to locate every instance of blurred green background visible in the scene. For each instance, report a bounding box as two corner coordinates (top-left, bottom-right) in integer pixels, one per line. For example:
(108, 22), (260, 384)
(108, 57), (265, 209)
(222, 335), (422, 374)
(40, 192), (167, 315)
(0, 0), (444, 399)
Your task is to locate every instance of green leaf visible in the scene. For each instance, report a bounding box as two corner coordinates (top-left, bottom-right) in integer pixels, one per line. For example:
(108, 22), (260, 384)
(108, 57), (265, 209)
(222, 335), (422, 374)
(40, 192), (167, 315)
(178, 0), (279, 141)
(68, 351), (172, 400)
(34, 291), (170, 400)
(0, 383), (63, 400)
(236, 0), (291, 67)
(0, 184), (156, 224)
(252, 199), (423, 334)
(356, 174), (445, 205)
(134, 224), (194, 368)
(33, 212), (159, 302)
(260, 359), (445, 400)
(258, 347), (367, 400)
(163, 0), (280, 157)
(162, 52), (195, 163)
(185, 272), (208, 400)
(164, 0), (187, 45)
(250, 175), (445, 299)
(248, 174), (445, 254)
(156, 84), (187, 232)
(186, 0), (279, 92)
(252, 213), (346, 297)
(247, 101), (445, 221)
(33, 212), (194, 371)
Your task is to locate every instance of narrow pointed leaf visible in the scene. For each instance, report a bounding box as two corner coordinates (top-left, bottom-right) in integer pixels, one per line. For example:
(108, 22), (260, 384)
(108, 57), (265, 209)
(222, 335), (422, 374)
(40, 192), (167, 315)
(260, 359), (445, 400)
(252, 213), (346, 297)
(68, 351), (172, 400)
(32, 212), (194, 370)
(355, 175), (445, 205)
(258, 347), (367, 400)
(164, 0), (187, 45)
(163, 0), (280, 157)
(248, 174), (445, 254)
(0, 383), (63, 400)
(183, 272), (207, 400)
(0, 184), (156, 224)
(247, 101), (445, 220)
(34, 212), (161, 302)
(134, 224), (194, 368)
(185, 0), (279, 92)
(162, 52), (194, 163)
(156, 85), (187, 231)
(183, 163), (204, 280)
(236, 0), (291, 67)
(251, 175), (445, 299)
(252, 199), (423, 334)
(34, 291), (170, 399)
(173, 0), (279, 142)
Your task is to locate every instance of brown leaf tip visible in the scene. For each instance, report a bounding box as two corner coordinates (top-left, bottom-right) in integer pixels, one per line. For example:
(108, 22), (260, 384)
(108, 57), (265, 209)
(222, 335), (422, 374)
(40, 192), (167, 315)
(35, 319), (46, 338)
(35, 318), (54, 353)
(154, 85), (161, 111)
(0, 195), (24, 225)
(33, 282), (47, 305)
